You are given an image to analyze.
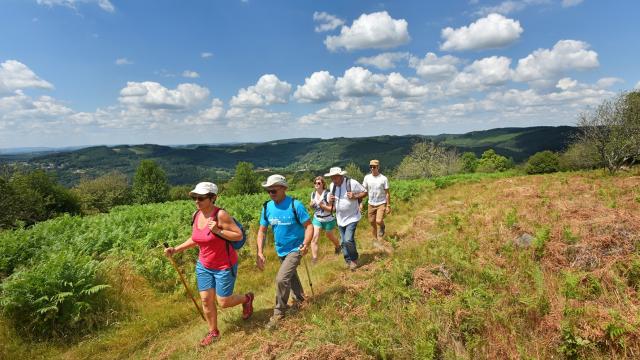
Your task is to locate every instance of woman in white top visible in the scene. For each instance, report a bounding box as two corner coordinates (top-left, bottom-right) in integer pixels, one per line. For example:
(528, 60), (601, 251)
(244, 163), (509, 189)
(308, 176), (341, 263)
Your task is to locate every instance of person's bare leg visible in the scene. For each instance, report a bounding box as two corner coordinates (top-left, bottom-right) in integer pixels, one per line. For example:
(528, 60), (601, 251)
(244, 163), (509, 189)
(200, 289), (218, 332)
(311, 225), (321, 261)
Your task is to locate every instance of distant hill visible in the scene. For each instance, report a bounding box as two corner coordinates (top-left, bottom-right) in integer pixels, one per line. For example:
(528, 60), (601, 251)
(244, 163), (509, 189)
(0, 126), (577, 186)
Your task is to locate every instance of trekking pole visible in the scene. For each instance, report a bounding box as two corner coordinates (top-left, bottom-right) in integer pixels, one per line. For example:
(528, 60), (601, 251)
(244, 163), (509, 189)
(301, 257), (315, 297)
(163, 242), (206, 322)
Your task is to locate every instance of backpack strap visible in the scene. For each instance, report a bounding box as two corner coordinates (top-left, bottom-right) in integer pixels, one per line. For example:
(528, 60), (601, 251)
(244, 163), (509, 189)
(330, 182), (337, 213)
(191, 210), (199, 226)
(212, 207), (237, 278)
(345, 176), (352, 193)
(290, 197), (302, 226)
(262, 200), (270, 226)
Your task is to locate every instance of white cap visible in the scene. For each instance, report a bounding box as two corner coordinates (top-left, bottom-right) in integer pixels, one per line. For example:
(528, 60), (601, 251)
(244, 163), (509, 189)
(261, 174), (288, 188)
(324, 167), (347, 177)
(189, 182), (218, 195)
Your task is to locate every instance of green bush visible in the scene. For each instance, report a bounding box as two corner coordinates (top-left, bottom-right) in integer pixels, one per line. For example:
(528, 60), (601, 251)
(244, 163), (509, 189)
(169, 185), (192, 201)
(225, 162), (261, 195)
(132, 160), (170, 204)
(476, 149), (512, 173)
(525, 151), (560, 174)
(461, 152), (478, 173)
(0, 251), (113, 339)
(73, 171), (132, 214)
(344, 162), (365, 183)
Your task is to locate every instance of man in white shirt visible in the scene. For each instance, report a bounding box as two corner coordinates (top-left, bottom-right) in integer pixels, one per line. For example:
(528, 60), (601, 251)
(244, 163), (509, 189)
(362, 160), (390, 249)
(326, 167), (367, 271)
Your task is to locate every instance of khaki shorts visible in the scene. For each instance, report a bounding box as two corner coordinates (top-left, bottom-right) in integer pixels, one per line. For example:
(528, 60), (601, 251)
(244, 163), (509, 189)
(367, 203), (387, 224)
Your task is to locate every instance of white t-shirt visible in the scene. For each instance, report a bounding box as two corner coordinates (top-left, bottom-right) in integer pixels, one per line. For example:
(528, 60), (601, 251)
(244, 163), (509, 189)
(363, 173), (389, 206)
(329, 177), (365, 227)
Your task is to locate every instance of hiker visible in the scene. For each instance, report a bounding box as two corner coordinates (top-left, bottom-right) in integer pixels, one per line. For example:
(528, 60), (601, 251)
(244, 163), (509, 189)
(164, 182), (254, 346)
(362, 160), (391, 249)
(326, 167), (367, 271)
(256, 174), (313, 329)
(309, 176), (341, 263)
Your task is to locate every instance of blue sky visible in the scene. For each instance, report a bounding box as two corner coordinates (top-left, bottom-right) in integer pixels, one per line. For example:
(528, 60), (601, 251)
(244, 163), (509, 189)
(1, 0), (639, 148)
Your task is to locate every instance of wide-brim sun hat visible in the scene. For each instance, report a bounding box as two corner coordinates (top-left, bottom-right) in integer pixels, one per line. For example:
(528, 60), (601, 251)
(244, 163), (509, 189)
(262, 174), (288, 188)
(324, 167), (347, 177)
(190, 182), (218, 195)
(369, 159), (380, 166)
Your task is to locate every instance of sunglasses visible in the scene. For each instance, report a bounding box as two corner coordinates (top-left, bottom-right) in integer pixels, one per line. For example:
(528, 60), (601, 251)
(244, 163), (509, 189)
(266, 189), (278, 195)
(370, 165), (378, 169)
(314, 182), (323, 185)
(191, 195), (209, 201)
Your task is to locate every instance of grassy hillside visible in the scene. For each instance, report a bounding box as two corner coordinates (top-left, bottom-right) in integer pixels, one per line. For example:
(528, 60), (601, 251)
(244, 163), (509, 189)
(2, 168), (638, 359)
(0, 126), (577, 186)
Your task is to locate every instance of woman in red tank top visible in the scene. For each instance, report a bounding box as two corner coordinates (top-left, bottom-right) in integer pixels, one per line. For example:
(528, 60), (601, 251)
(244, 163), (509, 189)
(164, 182), (254, 346)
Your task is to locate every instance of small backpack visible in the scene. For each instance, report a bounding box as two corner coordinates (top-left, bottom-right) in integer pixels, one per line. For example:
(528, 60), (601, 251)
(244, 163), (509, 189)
(310, 190), (329, 210)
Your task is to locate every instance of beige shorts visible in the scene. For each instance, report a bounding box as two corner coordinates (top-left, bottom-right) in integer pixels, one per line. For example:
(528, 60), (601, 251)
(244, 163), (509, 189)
(367, 203), (387, 224)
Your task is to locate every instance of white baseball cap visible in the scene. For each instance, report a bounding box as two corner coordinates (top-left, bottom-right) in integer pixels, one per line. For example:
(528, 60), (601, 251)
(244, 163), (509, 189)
(189, 182), (218, 195)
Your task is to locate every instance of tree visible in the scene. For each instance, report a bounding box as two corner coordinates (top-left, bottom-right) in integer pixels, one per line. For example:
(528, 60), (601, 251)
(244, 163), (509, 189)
(225, 162), (260, 195)
(559, 141), (601, 171)
(0, 177), (22, 228)
(132, 160), (170, 204)
(461, 152), (478, 173)
(344, 162), (365, 182)
(169, 185), (193, 201)
(576, 90), (640, 174)
(8, 170), (80, 226)
(525, 151), (560, 174)
(395, 142), (461, 179)
(476, 149), (512, 173)
(73, 171), (132, 214)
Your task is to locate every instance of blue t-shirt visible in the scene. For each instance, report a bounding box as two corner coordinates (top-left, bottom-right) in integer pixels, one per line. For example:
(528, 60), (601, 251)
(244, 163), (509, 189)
(259, 196), (310, 257)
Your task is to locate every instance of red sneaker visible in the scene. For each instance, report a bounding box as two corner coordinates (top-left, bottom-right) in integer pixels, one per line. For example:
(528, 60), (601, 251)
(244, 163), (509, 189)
(242, 292), (254, 320)
(200, 329), (220, 346)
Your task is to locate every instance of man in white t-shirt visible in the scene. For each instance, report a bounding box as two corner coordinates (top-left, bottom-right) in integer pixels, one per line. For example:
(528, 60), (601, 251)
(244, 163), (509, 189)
(362, 160), (390, 248)
(325, 166), (367, 271)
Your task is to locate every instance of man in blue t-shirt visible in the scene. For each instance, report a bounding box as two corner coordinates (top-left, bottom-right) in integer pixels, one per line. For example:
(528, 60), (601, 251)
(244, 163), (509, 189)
(256, 174), (313, 329)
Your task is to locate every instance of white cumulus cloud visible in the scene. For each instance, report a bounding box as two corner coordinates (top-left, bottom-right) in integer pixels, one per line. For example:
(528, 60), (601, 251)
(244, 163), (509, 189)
(513, 40), (599, 83)
(182, 70), (200, 78)
(356, 52), (409, 70)
(201, 52), (213, 59)
(118, 82), (210, 110)
(440, 13), (523, 51)
(185, 98), (225, 125)
(408, 52), (460, 80)
(335, 67), (385, 97)
(37, 0), (115, 12)
(115, 58), (133, 65)
(474, 0), (549, 16)
(324, 11), (410, 52)
(313, 12), (345, 32)
(0, 60), (54, 93)
(382, 72), (428, 98)
(294, 71), (336, 103)
(229, 74), (292, 107)
(450, 56), (513, 92)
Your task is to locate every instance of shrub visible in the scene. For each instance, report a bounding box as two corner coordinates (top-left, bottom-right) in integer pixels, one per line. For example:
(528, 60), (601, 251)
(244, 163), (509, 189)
(476, 149), (512, 173)
(132, 160), (170, 204)
(525, 151), (560, 174)
(169, 185), (192, 201)
(0, 251), (113, 339)
(8, 170), (80, 226)
(73, 171), (132, 214)
(460, 152), (478, 173)
(558, 141), (602, 171)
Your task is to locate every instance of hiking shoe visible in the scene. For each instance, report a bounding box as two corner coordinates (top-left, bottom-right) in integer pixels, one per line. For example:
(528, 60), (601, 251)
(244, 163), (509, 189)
(334, 245), (342, 255)
(348, 261), (358, 271)
(266, 314), (284, 330)
(242, 292), (254, 320)
(199, 329), (220, 346)
(378, 223), (386, 237)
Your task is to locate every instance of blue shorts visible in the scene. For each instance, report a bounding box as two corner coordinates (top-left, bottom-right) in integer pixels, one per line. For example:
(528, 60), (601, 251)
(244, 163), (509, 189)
(195, 260), (237, 296)
(312, 217), (337, 231)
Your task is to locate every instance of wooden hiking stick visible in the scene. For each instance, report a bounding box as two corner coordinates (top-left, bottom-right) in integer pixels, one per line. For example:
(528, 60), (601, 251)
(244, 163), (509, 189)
(301, 256), (315, 297)
(163, 242), (206, 322)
